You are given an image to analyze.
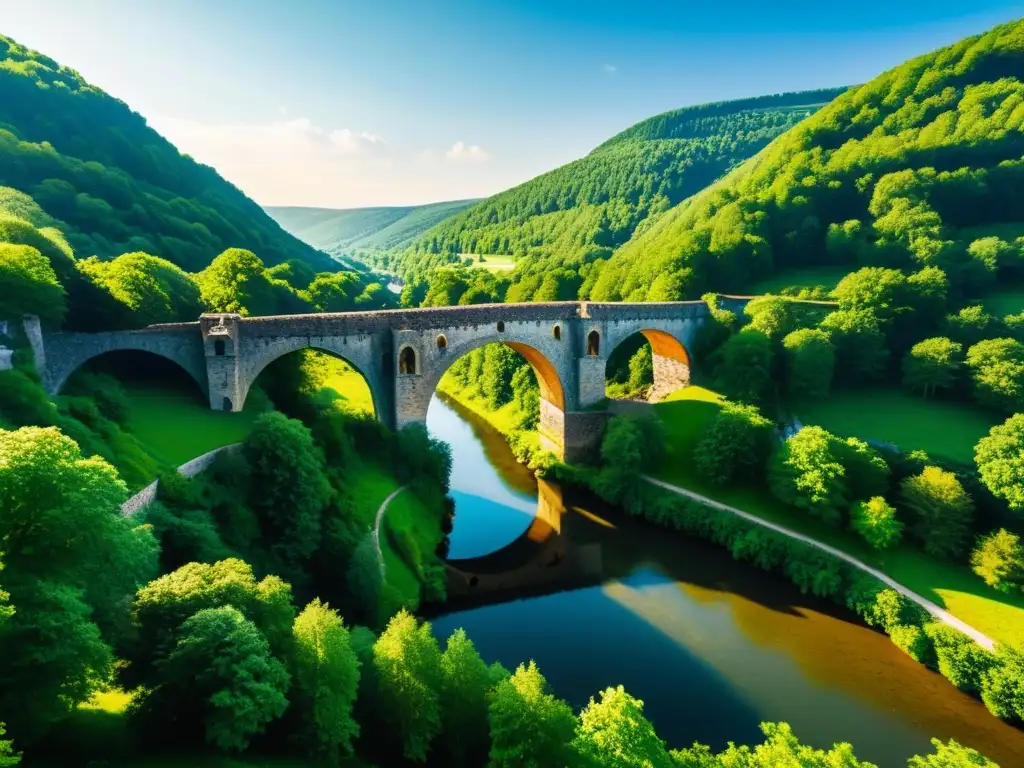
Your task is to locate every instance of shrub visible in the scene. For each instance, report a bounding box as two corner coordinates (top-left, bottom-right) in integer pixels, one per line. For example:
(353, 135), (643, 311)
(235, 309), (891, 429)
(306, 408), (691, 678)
(899, 467), (974, 559)
(971, 529), (1024, 593)
(924, 623), (995, 693)
(889, 623), (935, 665)
(693, 401), (773, 486)
(850, 497), (902, 550)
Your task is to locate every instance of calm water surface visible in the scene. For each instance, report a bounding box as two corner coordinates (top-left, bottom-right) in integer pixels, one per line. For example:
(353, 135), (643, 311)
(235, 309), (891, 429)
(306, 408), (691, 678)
(424, 394), (1024, 766)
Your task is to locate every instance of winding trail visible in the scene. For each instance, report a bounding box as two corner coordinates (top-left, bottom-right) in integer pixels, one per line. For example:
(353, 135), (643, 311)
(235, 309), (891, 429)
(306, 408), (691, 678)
(643, 475), (996, 650)
(373, 485), (407, 576)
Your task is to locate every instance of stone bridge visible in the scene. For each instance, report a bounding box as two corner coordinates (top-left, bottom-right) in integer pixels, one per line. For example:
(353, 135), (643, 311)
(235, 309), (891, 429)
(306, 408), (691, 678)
(39, 300), (745, 461)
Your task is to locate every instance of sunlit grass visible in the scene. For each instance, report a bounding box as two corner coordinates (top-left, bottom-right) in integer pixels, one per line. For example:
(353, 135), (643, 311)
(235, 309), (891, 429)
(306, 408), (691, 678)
(651, 385), (1024, 647)
(462, 252), (516, 271)
(308, 354), (376, 416)
(748, 265), (849, 295)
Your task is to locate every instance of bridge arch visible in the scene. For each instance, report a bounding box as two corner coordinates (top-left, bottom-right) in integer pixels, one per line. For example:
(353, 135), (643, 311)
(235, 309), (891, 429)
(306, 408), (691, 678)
(604, 327), (692, 401)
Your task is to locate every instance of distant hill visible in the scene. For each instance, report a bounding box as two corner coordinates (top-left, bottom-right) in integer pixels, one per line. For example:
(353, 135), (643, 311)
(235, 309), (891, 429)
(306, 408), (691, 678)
(266, 199), (480, 259)
(588, 18), (1024, 301)
(0, 33), (335, 272)
(377, 87), (847, 295)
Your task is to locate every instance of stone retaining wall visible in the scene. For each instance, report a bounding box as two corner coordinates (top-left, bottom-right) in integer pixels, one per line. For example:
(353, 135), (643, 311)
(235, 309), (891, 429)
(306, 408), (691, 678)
(120, 443), (241, 517)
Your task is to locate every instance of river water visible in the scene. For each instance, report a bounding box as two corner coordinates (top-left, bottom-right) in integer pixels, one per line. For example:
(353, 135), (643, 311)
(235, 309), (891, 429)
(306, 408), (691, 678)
(423, 393), (1024, 766)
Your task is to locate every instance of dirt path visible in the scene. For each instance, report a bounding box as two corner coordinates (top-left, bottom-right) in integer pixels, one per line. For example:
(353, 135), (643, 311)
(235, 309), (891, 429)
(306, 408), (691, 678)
(643, 475), (996, 650)
(373, 485), (407, 577)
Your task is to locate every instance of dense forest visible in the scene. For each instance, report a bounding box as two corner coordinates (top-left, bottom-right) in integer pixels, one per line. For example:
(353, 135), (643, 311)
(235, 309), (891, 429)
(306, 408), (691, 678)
(377, 87), (846, 303)
(267, 198), (480, 260)
(0, 34), (335, 273)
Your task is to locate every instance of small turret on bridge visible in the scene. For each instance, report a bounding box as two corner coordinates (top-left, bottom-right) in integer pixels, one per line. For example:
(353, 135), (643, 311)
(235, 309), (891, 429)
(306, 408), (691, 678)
(35, 299), (747, 461)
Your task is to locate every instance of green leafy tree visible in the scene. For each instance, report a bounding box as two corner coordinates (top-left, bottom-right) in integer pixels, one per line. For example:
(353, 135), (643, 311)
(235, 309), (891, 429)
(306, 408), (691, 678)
(818, 309), (889, 381)
(372, 609), (443, 762)
(627, 343), (654, 394)
(944, 305), (999, 348)
(902, 337), (962, 398)
(488, 661), (577, 768)
(143, 606), (290, 751)
(0, 723), (18, 767)
(833, 267), (909, 321)
(196, 248), (279, 316)
(481, 344), (522, 410)
(440, 628), (508, 766)
(899, 467), (974, 558)
(0, 427), (158, 737)
(971, 529), (1024, 593)
(907, 738), (998, 768)
(694, 401), (773, 486)
(981, 645), (1024, 721)
(291, 599), (361, 763)
(572, 685), (673, 768)
(714, 328), (774, 404)
(782, 328), (836, 400)
(851, 497), (903, 550)
(242, 412), (332, 564)
(745, 296), (797, 342)
(510, 365), (540, 430)
(925, 624), (995, 693)
(76, 251), (202, 327)
(965, 338), (1024, 413)
(974, 414), (1024, 513)
(0, 243), (65, 325)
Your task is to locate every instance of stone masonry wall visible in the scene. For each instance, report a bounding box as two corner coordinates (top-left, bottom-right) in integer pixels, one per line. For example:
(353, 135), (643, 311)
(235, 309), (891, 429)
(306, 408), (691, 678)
(119, 443), (240, 517)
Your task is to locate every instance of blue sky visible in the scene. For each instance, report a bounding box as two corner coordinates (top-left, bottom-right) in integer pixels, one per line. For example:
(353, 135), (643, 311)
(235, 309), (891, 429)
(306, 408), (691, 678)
(4, 1), (1022, 208)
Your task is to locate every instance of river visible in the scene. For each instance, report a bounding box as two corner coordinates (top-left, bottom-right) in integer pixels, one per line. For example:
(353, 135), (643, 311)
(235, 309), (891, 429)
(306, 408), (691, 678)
(422, 393), (1024, 766)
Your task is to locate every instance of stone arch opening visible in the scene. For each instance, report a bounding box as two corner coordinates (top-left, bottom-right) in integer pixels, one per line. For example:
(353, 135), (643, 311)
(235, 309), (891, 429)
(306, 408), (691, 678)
(587, 330), (600, 356)
(496, 321), (505, 333)
(248, 347), (379, 418)
(221, 396), (232, 411)
(552, 324), (561, 340)
(399, 346), (417, 374)
(55, 348), (207, 401)
(436, 334), (448, 350)
(214, 339), (226, 356)
(605, 329), (691, 402)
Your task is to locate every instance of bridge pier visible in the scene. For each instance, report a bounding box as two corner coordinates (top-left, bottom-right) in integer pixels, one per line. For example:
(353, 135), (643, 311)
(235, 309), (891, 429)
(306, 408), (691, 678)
(201, 313), (243, 411)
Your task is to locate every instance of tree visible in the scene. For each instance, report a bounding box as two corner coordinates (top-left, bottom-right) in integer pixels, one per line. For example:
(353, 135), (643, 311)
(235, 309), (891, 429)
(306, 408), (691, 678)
(196, 248), (278, 316)
(902, 337), (962, 398)
(833, 267), (909, 321)
(0, 427), (158, 737)
(372, 609), (443, 762)
(626, 343), (654, 394)
(782, 328), (836, 400)
(291, 599), (361, 763)
(965, 338), (1024, 413)
(944, 305), (999, 348)
(0, 243), (65, 325)
(818, 309), (888, 380)
(899, 467), (974, 558)
(144, 606), (290, 751)
(851, 497), (903, 550)
(745, 296), (797, 341)
(440, 629), (507, 766)
(242, 412), (332, 565)
(714, 328), (774, 404)
(303, 271), (364, 312)
(908, 738), (998, 768)
(971, 529), (1024, 593)
(572, 685), (673, 768)
(76, 251), (202, 327)
(0, 723), (18, 767)
(981, 645), (1024, 721)
(510, 365), (540, 430)
(481, 344), (521, 410)
(694, 401), (773, 486)
(974, 414), (1024, 513)
(488, 661), (577, 768)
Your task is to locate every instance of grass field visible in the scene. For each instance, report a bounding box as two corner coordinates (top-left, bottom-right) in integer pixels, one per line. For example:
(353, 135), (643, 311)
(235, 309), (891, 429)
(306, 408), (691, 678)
(748, 265), (850, 295)
(980, 287), (1024, 318)
(958, 221), (1024, 242)
(791, 387), (998, 464)
(650, 385), (1024, 648)
(462, 252), (516, 271)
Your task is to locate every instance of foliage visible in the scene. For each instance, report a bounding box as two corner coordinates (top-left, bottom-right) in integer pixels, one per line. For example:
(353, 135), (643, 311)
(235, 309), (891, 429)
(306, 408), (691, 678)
(713, 328), (774, 404)
(196, 248), (291, 316)
(0, 723), (18, 767)
(902, 337), (963, 398)
(899, 467), (975, 558)
(572, 685), (673, 768)
(971, 529), (1024, 593)
(439, 628), (507, 767)
(487, 661), (577, 768)
(0, 242), (65, 324)
(980, 645), (1024, 721)
(782, 328), (836, 400)
(290, 599), (361, 763)
(0, 36), (334, 272)
(925, 623), (995, 693)
(850, 497), (903, 550)
(371, 609), (443, 762)
(974, 414), (1024, 512)
(906, 738), (998, 768)
(693, 401), (773, 486)
(818, 309), (889, 381)
(141, 606), (290, 751)
(965, 337), (1024, 413)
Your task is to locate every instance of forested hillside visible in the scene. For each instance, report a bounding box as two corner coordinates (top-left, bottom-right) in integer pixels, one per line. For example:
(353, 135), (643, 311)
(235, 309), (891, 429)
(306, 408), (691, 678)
(267, 198), (479, 258)
(378, 87), (845, 302)
(589, 19), (1024, 302)
(0, 34), (335, 272)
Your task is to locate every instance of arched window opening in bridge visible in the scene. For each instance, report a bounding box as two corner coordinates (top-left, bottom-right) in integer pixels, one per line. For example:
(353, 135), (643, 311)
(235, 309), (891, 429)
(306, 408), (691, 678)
(436, 334), (448, 350)
(399, 346), (417, 374)
(214, 339), (225, 356)
(552, 324), (561, 340)
(587, 330), (600, 356)
(221, 396), (232, 412)
(496, 321), (505, 333)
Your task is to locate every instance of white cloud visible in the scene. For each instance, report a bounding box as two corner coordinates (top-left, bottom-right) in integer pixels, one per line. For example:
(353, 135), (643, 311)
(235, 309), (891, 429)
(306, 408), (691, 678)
(329, 128), (389, 154)
(603, 63), (617, 74)
(445, 141), (490, 163)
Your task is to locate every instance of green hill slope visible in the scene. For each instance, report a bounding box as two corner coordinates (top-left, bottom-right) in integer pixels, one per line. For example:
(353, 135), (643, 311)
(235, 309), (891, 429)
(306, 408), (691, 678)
(378, 87), (846, 297)
(0, 33), (334, 272)
(267, 198), (479, 258)
(589, 19), (1024, 301)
